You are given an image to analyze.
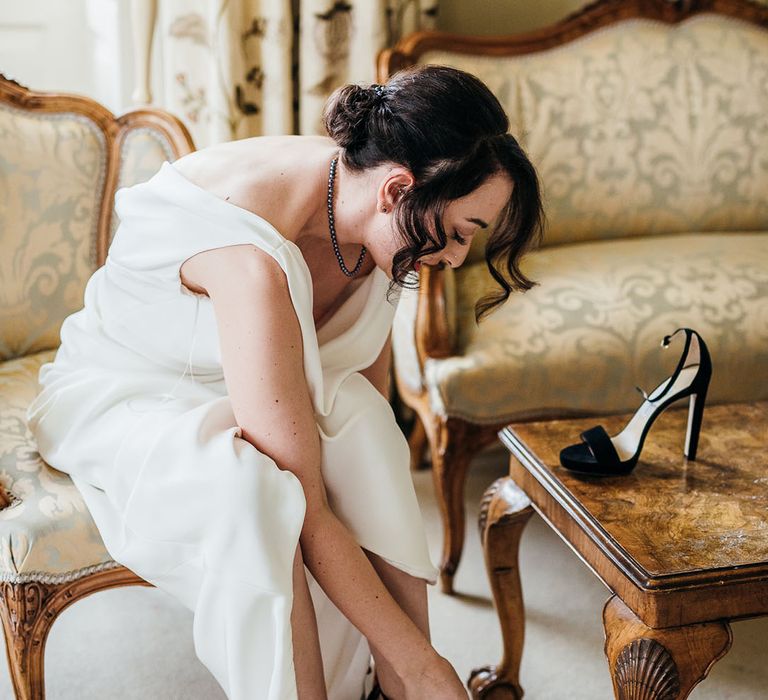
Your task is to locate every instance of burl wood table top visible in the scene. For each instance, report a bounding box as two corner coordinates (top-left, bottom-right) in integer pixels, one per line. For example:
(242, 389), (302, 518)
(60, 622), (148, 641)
(499, 400), (768, 628)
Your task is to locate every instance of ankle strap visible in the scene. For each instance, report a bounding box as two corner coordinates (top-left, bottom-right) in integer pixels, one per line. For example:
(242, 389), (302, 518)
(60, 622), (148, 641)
(662, 327), (690, 350)
(636, 327), (712, 401)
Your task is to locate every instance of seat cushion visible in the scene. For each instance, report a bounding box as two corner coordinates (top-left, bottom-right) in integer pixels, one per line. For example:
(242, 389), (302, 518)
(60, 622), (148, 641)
(402, 231), (768, 424)
(0, 350), (120, 583)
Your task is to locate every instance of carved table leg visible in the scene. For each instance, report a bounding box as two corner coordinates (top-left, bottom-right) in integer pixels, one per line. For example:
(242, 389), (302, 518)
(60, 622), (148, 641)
(603, 596), (732, 699)
(469, 476), (534, 699)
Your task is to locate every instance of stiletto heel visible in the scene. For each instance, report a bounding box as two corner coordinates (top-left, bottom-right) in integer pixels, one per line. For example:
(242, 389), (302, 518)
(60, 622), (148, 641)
(685, 386), (707, 460)
(559, 327), (712, 476)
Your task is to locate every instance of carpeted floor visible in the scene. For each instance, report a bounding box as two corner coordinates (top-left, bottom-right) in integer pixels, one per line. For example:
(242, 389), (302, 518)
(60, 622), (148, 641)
(1, 445), (765, 699)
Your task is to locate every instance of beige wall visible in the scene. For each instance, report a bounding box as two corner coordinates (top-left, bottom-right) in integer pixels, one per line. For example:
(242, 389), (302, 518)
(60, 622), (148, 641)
(436, 0), (589, 34)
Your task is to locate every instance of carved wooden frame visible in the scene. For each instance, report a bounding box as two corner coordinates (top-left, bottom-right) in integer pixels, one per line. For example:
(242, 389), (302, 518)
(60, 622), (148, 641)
(379, 0), (768, 76)
(0, 570), (154, 700)
(0, 73), (195, 698)
(376, 0), (768, 595)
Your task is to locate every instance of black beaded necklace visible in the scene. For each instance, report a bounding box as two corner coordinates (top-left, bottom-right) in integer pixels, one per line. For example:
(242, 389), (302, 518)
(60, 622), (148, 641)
(327, 156), (367, 276)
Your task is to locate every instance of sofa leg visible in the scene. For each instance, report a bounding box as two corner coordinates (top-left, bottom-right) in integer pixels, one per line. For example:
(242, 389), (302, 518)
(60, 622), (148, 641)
(0, 580), (61, 700)
(430, 417), (476, 594)
(408, 414), (429, 471)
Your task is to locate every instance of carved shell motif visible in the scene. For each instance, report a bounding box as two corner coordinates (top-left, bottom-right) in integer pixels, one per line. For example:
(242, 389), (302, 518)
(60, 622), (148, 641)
(614, 637), (680, 700)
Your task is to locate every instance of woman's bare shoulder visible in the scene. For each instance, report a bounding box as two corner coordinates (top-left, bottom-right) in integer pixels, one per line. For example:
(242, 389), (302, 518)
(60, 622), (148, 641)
(180, 244), (284, 299)
(172, 135), (335, 244)
(173, 135), (336, 297)
(178, 135), (333, 209)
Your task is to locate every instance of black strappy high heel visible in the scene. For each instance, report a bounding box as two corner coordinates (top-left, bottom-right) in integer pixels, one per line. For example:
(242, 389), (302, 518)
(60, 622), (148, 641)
(559, 327), (712, 476)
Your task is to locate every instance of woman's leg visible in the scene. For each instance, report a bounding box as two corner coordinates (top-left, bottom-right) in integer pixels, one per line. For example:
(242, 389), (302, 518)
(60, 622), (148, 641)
(292, 542), (327, 699)
(364, 550), (431, 698)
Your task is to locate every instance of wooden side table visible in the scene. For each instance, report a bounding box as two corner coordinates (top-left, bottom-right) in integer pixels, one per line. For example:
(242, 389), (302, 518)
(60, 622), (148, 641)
(468, 401), (768, 699)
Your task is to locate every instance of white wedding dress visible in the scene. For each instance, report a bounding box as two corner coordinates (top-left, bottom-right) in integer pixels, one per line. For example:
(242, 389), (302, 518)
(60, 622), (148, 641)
(26, 161), (438, 700)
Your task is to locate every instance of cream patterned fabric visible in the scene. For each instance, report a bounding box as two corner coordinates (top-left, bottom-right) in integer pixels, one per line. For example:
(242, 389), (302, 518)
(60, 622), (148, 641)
(0, 350), (119, 583)
(156, 0), (439, 147)
(393, 232), (768, 424)
(0, 104), (107, 363)
(117, 127), (179, 192)
(420, 14), (768, 247)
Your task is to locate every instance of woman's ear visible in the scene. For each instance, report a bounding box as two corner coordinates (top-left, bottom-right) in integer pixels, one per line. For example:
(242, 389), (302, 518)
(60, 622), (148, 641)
(379, 168), (414, 211)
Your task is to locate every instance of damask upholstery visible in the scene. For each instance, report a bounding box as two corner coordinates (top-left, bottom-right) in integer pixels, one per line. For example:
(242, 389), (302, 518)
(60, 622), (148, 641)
(419, 15), (768, 248)
(393, 13), (768, 425)
(0, 99), (184, 584)
(0, 350), (119, 582)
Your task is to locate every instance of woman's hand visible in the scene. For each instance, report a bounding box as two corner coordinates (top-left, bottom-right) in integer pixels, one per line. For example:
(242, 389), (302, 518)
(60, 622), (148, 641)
(400, 650), (468, 699)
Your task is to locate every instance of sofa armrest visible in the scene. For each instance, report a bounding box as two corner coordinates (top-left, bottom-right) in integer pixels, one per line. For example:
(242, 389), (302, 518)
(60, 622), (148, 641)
(415, 264), (456, 365)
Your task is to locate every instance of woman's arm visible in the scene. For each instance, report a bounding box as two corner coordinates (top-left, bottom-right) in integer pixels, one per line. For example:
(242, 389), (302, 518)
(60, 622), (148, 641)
(202, 245), (451, 690)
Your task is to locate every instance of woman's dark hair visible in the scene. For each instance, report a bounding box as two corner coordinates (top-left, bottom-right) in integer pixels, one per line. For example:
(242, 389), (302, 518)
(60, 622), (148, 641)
(322, 63), (545, 323)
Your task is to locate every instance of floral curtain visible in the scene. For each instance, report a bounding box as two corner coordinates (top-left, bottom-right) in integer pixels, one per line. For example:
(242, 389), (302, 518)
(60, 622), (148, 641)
(156, 0), (439, 148)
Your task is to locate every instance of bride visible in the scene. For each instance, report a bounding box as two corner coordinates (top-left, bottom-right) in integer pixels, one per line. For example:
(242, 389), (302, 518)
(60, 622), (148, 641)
(28, 63), (543, 699)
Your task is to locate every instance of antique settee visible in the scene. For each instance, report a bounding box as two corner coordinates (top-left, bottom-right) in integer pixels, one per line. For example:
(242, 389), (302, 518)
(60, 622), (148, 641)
(0, 74), (194, 697)
(379, 0), (768, 593)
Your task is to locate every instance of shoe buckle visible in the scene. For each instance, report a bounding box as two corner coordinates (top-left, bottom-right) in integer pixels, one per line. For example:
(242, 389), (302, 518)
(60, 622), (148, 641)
(661, 327), (687, 349)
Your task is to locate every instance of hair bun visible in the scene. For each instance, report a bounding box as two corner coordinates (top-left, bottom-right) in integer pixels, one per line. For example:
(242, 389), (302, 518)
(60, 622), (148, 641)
(323, 83), (381, 150)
